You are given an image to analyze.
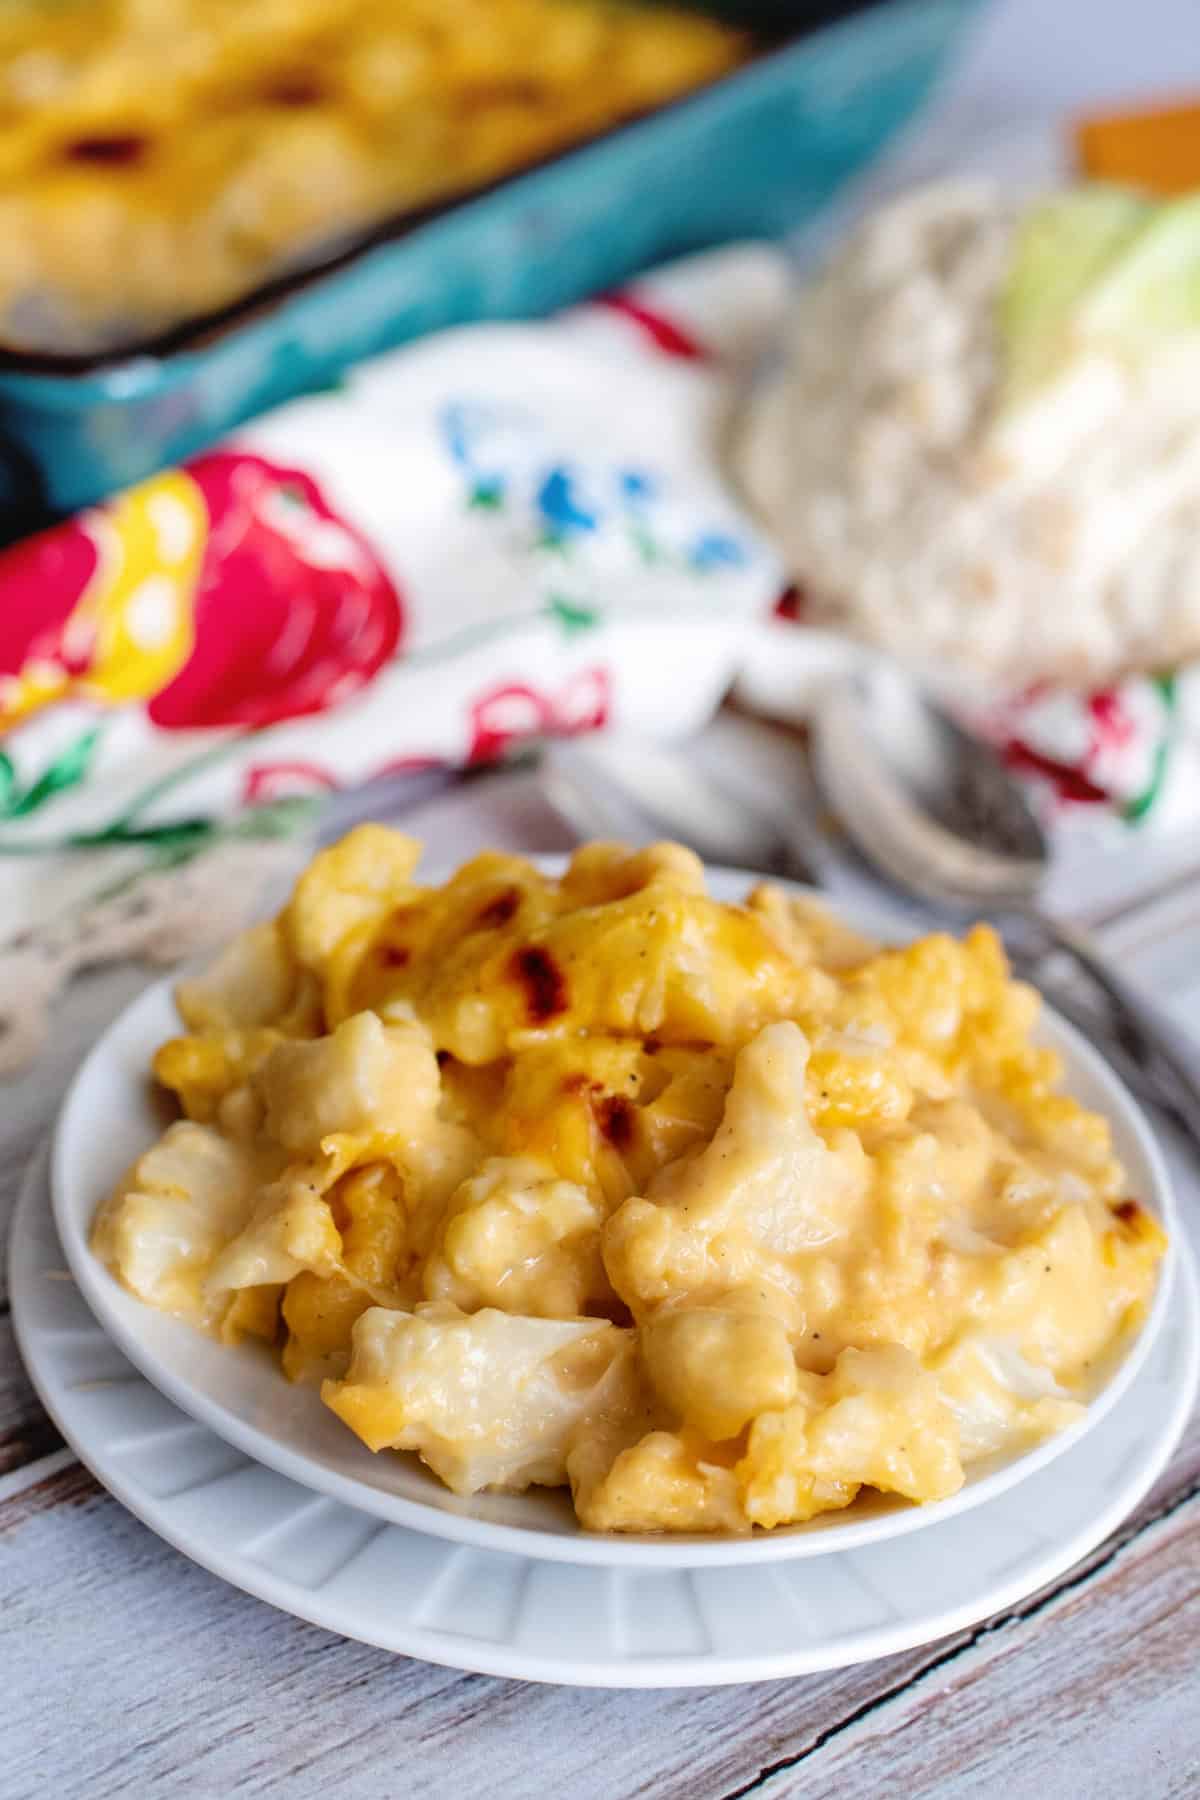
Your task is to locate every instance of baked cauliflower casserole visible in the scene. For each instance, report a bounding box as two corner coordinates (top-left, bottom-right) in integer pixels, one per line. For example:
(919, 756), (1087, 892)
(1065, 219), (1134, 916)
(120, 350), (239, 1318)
(0, 0), (744, 352)
(93, 829), (1166, 1534)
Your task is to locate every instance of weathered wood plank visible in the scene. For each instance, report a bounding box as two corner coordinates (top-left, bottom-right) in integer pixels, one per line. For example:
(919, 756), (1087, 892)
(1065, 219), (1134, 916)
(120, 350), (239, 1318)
(753, 1489), (1200, 1800)
(0, 1465), (1012, 1800)
(0, 1448), (93, 1525)
(0, 1448), (1196, 1800)
(0, 959), (151, 1307)
(0, 1314), (61, 1475)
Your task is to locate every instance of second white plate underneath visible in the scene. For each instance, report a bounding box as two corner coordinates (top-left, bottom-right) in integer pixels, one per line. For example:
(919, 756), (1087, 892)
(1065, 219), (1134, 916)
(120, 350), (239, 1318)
(13, 1148), (1198, 1688)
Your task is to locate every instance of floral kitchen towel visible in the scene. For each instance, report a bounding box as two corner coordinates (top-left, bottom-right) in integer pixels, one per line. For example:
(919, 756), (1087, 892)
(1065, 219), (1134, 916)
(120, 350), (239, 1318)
(2, 237), (1199, 1071)
(0, 244), (791, 1065)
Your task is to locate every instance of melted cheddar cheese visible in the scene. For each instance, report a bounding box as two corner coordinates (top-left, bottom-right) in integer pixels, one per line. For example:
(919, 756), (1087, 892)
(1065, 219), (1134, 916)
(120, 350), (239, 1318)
(93, 827), (1167, 1534)
(0, 0), (745, 351)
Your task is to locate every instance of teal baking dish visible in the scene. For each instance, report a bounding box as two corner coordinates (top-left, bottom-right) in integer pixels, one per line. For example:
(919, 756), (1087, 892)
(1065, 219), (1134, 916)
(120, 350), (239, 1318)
(0, 0), (980, 533)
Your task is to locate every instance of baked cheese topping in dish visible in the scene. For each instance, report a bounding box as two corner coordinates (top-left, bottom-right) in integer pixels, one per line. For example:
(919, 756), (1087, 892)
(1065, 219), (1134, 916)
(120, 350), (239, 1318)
(92, 829), (1166, 1534)
(0, 0), (744, 353)
(737, 179), (1200, 687)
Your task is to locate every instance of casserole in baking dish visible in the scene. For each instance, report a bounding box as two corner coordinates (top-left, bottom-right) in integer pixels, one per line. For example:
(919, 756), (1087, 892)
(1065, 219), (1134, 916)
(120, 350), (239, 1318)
(0, 0), (746, 356)
(0, 0), (981, 528)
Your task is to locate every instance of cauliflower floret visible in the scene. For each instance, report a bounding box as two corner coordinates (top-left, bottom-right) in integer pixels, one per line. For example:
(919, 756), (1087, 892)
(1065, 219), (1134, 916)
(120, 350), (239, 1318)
(92, 1121), (275, 1330)
(931, 1331), (1084, 1461)
(570, 1428), (746, 1534)
(167, 917), (321, 1118)
(940, 1198), (1163, 1382)
(328, 850), (559, 1034)
(559, 840), (707, 905)
(736, 1345), (964, 1527)
(422, 1156), (608, 1317)
(204, 1158), (347, 1297)
(282, 824), (421, 976)
(255, 1011), (439, 1154)
(282, 1162), (411, 1381)
(850, 925), (1032, 1080)
(153, 1026), (282, 1124)
(524, 889), (810, 1052)
(494, 1036), (646, 1193)
(322, 1303), (636, 1493)
(175, 920), (296, 1033)
(640, 1302), (799, 1441)
(746, 882), (876, 972)
(604, 1020), (867, 1317)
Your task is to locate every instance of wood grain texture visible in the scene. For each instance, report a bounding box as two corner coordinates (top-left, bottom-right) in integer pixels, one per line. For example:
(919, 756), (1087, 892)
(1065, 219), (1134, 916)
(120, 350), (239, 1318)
(751, 1492), (1200, 1800)
(0, 1314), (61, 1474)
(0, 1453), (1196, 1800)
(0, 960), (149, 1308)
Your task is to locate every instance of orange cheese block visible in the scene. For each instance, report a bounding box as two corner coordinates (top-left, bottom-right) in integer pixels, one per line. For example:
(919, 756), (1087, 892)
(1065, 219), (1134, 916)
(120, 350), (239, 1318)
(1077, 98), (1200, 195)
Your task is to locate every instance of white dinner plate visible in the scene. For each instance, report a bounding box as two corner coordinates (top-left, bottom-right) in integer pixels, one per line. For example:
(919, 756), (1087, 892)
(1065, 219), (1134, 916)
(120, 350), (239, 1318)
(13, 1148), (1198, 1686)
(51, 869), (1178, 1567)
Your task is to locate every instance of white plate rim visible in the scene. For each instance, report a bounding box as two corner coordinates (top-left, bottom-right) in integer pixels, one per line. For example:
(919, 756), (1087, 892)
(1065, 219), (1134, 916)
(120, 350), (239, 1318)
(14, 1145), (1200, 1687)
(50, 864), (1179, 1567)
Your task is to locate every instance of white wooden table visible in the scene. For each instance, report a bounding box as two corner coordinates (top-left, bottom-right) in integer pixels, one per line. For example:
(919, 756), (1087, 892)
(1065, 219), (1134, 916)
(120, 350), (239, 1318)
(6, 3), (1200, 1788)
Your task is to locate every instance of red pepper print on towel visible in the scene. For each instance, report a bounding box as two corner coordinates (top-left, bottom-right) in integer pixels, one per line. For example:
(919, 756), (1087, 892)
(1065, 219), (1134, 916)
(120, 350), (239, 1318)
(0, 452), (403, 734)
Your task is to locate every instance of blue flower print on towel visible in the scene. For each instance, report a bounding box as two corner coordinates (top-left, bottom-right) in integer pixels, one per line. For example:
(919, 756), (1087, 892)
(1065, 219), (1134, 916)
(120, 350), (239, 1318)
(617, 469), (657, 505)
(437, 397), (768, 615)
(442, 400), (512, 511)
(536, 468), (598, 544)
(688, 530), (748, 571)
